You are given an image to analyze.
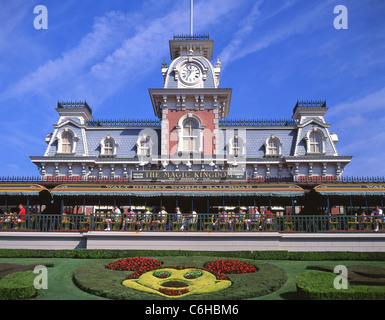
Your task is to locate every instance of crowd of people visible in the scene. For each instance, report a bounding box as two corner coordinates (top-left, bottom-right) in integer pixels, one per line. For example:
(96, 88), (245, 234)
(0, 204), (26, 229)
(212, 206), (274, 231)
(0, 203), (384, 232)
(102, 206), (198, 231)
(101, 205), (274, 231)
(94, 203), (385, 232)
(357, 205), (384, 232)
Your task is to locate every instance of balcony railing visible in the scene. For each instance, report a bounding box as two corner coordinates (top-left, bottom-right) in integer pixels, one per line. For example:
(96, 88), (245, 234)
(1, 213), (383, 233)
(86, 118), (161, 127)
(1, 175), (385, 184)
(173, 34), (210, 41)
(219, 118), (297, 127)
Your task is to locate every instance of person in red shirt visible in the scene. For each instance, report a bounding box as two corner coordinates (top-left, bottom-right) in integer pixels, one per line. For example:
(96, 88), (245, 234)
(18, 204), (26, 222)
(265, 207), (274, 223)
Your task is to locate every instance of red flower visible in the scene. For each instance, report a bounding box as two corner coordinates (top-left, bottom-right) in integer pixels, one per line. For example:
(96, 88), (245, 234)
(106, 257), (256, 283)
(159, 287), (189, 296)
(203, 259), (256, 280)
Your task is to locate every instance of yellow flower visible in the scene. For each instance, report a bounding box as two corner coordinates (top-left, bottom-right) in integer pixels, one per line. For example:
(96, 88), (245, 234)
(123, 268), (231, 298)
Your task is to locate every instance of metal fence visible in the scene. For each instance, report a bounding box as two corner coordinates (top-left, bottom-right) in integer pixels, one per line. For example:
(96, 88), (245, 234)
(0, 213), (383, 233)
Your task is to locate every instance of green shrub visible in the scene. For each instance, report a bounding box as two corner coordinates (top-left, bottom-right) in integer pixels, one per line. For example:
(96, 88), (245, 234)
(290, 251), (385, 261)
(0, 271), (38, 300)
(0, 249), (384, 261)
(296, 271), (385, 300)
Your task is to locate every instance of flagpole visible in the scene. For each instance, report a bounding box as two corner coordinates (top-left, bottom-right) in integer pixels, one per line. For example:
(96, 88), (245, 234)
(190, 0), (193, 37)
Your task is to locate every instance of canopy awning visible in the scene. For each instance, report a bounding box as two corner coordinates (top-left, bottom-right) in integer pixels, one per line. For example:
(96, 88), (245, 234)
(0, 184), (51, 196)
(51, 183), (305, 198)
(315, 184), (385, 196)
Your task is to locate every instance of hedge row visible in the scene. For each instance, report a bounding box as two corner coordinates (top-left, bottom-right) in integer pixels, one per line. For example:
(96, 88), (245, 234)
(0, 271), (38, 300)
(296, 271), (385, 300)
(0, 249), (385, 261)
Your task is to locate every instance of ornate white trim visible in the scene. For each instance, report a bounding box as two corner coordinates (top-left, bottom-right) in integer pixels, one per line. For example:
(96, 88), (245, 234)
(55, 127), (79, 154)
(175, 112), (205, 154)
(227, 134), (245, 157)
(136, 134), (154, 158)
(99, 135), (118, 157)
(303, 127), (327, 155)
(264, 134), (282, 157)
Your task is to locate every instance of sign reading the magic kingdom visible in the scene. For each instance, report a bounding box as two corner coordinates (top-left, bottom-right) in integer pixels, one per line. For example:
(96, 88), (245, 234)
(131, 170), (247, 181)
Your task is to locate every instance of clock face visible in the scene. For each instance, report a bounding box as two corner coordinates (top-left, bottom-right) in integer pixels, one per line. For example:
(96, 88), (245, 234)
(181, 64), (201, 84)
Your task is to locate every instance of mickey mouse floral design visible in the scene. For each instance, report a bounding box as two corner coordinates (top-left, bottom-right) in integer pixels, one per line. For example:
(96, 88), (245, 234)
(106, 257), (257, 298)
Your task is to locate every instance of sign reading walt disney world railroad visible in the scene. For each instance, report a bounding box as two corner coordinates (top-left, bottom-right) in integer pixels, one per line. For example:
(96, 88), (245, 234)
(131, 170), (247, 181)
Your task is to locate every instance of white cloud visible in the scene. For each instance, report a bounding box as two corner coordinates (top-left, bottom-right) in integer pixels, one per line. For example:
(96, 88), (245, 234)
(219, 0), (333, 65)
(0, 0), (242, 109)
(328, 86), (385, 119)
(0, 1), (29, 47)
(219, 0), (264, 65)
(328, 86), (385, 176)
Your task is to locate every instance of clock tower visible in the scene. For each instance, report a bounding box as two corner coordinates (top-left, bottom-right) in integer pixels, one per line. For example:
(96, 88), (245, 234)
(149, 35), (232, 170)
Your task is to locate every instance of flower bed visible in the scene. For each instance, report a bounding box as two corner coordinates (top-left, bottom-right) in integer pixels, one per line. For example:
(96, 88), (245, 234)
(106, 257), (256, 282)
(73, 256), (287, 300)
(106, 257), (162, 272)
(153, 270), (171, 278)
(205, 259), (257, 274)
(104, 257), (261, 298)
(159, 287), (189, 296)
(184, 271), (202, 279)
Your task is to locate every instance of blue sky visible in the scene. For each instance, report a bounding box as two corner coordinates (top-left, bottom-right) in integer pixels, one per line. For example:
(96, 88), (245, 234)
(0, 0), (385, 177)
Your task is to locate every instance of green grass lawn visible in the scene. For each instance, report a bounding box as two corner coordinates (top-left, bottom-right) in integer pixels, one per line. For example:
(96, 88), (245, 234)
(1, 257), (384, 300)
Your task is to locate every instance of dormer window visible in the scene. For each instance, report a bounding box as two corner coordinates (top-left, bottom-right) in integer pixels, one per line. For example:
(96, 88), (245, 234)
(137, 135), (153, 157)
(100, 135), (118, 156)
(304, 128), (326, 154)
(56, 128), (79, 154)
(62, 132), (73, 153)
(264, 135), (282, 157)
(309, 131), (322, 153)
(228, 135), (245, 157)
(104, 139), (113, 155)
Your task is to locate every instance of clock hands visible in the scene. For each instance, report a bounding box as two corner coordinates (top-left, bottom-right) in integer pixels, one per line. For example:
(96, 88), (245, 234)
(182, 64), (200, 83)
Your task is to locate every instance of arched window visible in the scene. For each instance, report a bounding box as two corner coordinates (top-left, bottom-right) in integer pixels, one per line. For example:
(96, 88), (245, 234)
(309, 131), (322, 153)
(100, 135), (118, 156)
(137, 135), (152, 157)
(229, 135), (245, 157)
(265, 135), (282, 157)
(176, 113), (204, 154)
(56, 128), (78, 154)
(232, 136), (240, 156)
(104, 139), (114, 155)
(267, 138), (279, 155)
(182, 118), (199, 152)
(61, 132), (73, 153)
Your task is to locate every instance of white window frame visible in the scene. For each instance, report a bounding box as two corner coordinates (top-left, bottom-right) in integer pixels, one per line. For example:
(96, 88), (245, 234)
(182, 118), (199, 152)
(100, 135), (118, 157)
(56, 127), (79, 154)
(304, 128), (326, 155)
(264, 135), (282, 157)
(136, 134), (153, 157)
(175, 113), (205, 154)
(228, 135), (245, 157)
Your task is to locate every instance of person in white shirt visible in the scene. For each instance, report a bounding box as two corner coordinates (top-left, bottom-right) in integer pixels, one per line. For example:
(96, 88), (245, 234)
(175, 207), (182, 223)
(105, 206), (121, 231)
(372, 206), (383, 232)
(152, 207), (167, 230)
(188, 210), (197, 223)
